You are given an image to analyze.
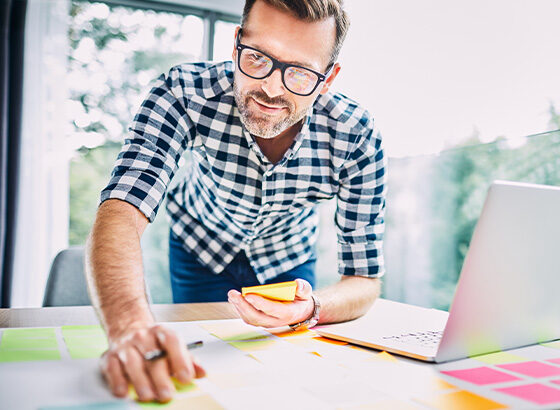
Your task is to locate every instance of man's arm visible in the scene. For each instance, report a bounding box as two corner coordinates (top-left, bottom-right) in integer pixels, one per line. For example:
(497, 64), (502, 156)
(85, 199), (204, 403)
(227, 276), (380, 328)
(86, 199), (151, 338)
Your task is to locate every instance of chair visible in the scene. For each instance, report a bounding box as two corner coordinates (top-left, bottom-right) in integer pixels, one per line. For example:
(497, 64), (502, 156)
(42, 246), (154, 307)
(43, 247), (91, 307)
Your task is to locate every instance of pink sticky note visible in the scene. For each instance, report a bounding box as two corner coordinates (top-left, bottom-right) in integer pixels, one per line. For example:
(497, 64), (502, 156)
(440, 367), (521, 385)
(552, 379), (560, 386)
(547, 358), (560, 366)
(496, 383), (560, 405)
(497, 361), (560, 378)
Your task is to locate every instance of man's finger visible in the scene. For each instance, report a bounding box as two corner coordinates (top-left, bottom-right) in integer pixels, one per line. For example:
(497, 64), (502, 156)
(153, 326), (196, 384)
(145, 357), (175, 403)
(118, 347), (156, 402)
(294, 279), (313, 299)
(102, 352), (129, 397)
(229, 293), (280, 327)
(243, 294), (285, 317)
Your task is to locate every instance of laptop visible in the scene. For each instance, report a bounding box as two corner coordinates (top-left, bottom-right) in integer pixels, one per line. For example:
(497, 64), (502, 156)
(317, 181), (560, 362)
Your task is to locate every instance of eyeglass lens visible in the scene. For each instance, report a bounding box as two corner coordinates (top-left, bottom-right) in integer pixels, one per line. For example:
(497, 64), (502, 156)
(239, 48), (319, 95)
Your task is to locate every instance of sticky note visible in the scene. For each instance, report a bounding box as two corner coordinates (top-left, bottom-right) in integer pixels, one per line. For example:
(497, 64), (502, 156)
(138, 394), (223, 409)
(312, 336), (348, 346)
(440, 367), (521, 385)
(199, 321), (269, 341)
(61, 325), (105, 338)
(228, 338), (276, 352)
(372, 351), (399, 363)
(0, 349), (61, 362)
(241, 281), (297, 301)
(472, 351), (527, 365)
(497, 361), (560, 378)
(552, 379), (560, 386)
(415, 390), (507, 410)
(268, 327), (316, 338)
(495, 383), (560, 405)
(2, 328), (56, 339)
(547, 358), (560, 365)
(1, 337), (58, 350)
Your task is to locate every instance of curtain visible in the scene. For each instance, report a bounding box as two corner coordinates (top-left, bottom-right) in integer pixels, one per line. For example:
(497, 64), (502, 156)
(0, 0), (26, 307)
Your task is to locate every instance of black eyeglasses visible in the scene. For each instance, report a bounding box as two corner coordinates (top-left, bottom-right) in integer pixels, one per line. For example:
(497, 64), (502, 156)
(235, 29), (332, 96)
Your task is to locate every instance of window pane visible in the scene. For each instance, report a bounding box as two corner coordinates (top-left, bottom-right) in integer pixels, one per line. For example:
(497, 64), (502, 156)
(213, 20), (238, 61)
(68, 1), (206, 303)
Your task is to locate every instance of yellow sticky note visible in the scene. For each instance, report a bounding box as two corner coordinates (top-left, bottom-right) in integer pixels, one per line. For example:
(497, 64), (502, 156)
(415, 390), (507, 410)
(241, 281), (297, 301)
(370, 351), (399, 363)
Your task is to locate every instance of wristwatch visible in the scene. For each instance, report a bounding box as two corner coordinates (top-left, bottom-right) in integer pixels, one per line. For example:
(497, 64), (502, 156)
(289, 294), (321, 331)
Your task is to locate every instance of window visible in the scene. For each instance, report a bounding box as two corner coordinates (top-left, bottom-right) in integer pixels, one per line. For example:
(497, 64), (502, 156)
(14, 0), (241, 306)
(14, 0), (560, 308)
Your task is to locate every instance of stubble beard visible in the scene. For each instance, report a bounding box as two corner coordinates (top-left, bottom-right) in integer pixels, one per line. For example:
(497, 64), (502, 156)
(233, 82), (308, 139)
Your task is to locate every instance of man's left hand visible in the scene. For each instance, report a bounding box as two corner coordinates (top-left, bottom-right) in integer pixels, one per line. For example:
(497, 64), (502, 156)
(227, 279), (314, 328)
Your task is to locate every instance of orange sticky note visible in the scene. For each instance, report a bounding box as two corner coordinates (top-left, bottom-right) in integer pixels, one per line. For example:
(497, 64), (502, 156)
(241, 281), (297, 301)
(415, 390), (507, 410)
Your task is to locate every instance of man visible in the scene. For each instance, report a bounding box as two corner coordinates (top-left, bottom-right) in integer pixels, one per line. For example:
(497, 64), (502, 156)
(86, 0), (386, 403)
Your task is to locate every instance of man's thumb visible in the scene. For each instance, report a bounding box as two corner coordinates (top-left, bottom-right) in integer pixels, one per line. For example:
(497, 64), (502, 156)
(295, 279), (312, 298)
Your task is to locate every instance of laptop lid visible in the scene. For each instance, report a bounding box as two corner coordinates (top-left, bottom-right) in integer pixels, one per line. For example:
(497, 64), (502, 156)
(435, 180), (560, 361)
(317, 181), (560, 362)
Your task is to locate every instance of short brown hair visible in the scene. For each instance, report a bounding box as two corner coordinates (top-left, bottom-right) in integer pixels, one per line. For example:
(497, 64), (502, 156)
(241, 0), (350, 68)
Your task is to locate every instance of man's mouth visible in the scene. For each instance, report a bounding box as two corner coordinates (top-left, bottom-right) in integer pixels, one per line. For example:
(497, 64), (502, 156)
(251, 97), (287, 114)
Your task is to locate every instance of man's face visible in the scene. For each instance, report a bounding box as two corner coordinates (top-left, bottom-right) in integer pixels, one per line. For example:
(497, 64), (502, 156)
(233, 0), (341, 139)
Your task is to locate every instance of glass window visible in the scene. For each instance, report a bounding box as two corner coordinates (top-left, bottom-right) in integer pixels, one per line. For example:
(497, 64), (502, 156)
(67, 1), (206, 303)
(213, 20), (237, 61)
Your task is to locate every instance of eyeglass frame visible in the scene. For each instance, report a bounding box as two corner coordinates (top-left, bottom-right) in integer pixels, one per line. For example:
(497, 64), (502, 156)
(235, 29), (334, 96)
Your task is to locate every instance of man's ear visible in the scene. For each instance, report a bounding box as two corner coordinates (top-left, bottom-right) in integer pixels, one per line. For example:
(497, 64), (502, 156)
(319, 63), (341, 95)
(232, 26), (241, 61)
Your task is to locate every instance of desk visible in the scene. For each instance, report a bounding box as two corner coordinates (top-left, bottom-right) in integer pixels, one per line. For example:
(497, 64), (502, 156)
(1, 303), (560, 410)
(0, 302), (238, 327)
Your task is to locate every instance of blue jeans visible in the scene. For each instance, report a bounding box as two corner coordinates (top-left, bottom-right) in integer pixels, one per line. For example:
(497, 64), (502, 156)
(169, 231), (316, 303)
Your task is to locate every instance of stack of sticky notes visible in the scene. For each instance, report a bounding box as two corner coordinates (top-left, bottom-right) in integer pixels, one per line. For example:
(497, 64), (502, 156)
(0, 328), (61, 362)
(241, 281), (297, 301)
(61, 325), (108, 359)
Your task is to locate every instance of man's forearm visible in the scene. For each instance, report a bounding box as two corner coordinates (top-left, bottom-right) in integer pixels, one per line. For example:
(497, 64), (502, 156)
(85, 200), (152, 340)
(315, 276), (381, 325)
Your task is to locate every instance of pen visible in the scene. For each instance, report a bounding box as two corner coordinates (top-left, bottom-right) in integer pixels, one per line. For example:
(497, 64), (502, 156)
(144, 340), (203, 361)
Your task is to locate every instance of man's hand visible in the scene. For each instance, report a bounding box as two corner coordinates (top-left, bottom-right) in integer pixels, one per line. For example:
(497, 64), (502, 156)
(227, 279), (315, 328)
(101, 324), (205, 403)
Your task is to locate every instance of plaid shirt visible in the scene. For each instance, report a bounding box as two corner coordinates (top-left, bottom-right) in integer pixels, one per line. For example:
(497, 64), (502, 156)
(101, 61), (386, 283)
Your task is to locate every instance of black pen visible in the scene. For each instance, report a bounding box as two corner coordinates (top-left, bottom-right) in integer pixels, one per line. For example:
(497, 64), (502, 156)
(144, 340), (204, 361)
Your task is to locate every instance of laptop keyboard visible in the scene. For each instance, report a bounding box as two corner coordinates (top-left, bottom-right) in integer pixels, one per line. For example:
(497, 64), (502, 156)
(382, 330), (443, 348)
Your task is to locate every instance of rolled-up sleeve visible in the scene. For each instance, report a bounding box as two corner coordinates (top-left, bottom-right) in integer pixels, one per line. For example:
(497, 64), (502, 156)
(335, 120), (387, 277)
(100, 68), (195, 222)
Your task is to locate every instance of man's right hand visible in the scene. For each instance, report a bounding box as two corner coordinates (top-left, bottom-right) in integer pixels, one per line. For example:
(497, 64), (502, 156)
(101, 324), (206, 403)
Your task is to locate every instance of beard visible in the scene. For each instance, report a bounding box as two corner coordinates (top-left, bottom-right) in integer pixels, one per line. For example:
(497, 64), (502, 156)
(233, 82), (308, 139)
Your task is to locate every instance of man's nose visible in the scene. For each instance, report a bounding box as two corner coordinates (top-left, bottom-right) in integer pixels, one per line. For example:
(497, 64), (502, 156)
(261, 68), (285, 99)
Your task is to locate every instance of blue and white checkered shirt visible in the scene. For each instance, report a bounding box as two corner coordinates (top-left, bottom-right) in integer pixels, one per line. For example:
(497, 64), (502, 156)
(100, 61), (386, 283)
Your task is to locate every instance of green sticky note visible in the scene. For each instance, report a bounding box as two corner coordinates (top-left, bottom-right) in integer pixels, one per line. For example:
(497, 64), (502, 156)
(1, 337), (58, 350)
(64, 336), (108, 348)
(472, 351), (528, 365)
(228, 337), (276, 351)
(67, 346), (107, 359)
(0, 349), (60, 362)
(173, 380), (197, 394)
(61, 325), (104, 338)
(2, 328), (56, 339)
